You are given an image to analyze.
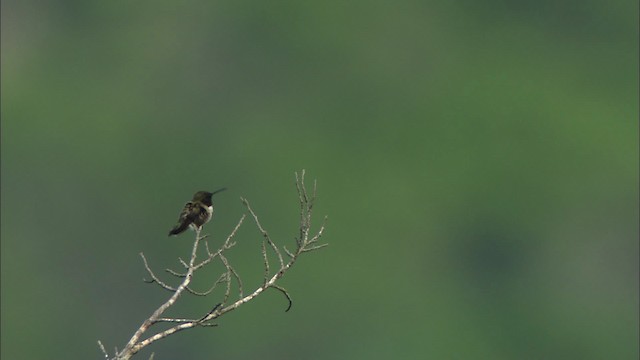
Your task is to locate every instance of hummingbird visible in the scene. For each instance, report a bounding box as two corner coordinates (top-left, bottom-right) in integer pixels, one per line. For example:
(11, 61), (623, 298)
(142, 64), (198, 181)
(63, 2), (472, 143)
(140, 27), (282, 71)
(168, 188), (227, 236)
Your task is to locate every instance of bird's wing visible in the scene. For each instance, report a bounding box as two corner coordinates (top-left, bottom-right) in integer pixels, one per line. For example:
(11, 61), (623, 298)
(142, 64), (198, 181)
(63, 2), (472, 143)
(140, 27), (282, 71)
(169, 201), (202, 235)
(178, 201), (201, 223)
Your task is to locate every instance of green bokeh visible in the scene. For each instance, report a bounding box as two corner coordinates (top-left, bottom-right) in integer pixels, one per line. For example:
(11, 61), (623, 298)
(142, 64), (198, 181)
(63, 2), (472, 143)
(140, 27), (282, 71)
(2, 1), (637, 359)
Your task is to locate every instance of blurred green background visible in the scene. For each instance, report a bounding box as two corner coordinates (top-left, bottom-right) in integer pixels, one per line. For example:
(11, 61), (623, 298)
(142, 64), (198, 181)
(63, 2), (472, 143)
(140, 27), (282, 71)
(1, 1), (637, 359)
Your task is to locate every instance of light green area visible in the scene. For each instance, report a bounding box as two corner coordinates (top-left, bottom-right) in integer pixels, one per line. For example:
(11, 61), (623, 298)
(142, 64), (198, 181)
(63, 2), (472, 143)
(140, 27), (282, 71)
(2, 1), (637, 359)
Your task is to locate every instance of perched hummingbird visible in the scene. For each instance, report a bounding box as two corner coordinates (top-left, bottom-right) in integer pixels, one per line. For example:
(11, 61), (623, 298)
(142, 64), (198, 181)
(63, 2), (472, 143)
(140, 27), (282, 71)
(168, 188), (227, 236)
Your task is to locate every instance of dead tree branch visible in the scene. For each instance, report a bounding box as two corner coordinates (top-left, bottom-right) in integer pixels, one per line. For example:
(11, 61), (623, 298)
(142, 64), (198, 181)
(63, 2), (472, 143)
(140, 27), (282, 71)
(99, 170), (327, 360)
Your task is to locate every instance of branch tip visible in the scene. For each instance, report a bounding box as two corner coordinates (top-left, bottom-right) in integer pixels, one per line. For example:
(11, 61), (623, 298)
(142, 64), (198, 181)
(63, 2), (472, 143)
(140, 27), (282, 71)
(271, 284), (293, 312)
(98, 340), (109, 359)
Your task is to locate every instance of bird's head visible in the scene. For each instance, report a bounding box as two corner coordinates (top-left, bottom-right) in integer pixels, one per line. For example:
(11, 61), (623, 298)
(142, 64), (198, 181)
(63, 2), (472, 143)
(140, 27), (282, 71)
(192, 188), (227, 206)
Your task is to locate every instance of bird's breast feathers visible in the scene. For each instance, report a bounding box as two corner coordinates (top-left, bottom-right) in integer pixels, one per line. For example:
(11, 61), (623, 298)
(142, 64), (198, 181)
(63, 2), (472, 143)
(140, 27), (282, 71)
(202, 205), (213, 223)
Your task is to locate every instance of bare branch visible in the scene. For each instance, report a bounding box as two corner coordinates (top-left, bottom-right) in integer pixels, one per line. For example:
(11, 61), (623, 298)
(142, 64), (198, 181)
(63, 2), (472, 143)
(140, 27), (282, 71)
(283, 245), (295, 258)
(261, 240), (269, 284)
(107, 171), (326, 360)
(193, 215), (245, 271)
(197, 303), (223, 322)
(165, 268), (186, 278)
(141, 253), (177, 292)
(217, 255), (234, 305)
(242, 198), (285, 268)
(185, 284), (216, 296)
(300, 244), (329, 253)
(219, 252), (243, 299)
(155, 317), (197, 323)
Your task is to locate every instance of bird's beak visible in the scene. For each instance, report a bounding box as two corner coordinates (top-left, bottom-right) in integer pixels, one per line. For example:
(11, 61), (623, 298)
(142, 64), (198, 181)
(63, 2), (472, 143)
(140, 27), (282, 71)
(212, 187), (227, 196)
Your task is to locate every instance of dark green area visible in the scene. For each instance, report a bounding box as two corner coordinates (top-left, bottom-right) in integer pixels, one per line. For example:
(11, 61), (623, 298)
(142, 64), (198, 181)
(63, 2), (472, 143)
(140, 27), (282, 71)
(2, 1), (637, 359)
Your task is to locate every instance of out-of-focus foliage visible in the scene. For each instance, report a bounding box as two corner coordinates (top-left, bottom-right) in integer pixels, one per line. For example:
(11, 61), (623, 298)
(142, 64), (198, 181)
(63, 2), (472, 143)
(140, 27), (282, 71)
(1, 1), (637, 359)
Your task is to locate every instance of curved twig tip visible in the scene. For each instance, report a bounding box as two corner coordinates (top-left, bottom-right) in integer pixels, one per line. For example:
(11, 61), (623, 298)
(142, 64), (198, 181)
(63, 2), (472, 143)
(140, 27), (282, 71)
(270, 285), (293, 312)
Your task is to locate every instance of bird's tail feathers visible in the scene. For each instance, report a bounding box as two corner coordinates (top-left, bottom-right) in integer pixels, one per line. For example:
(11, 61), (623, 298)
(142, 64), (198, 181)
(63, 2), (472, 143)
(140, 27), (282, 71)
(168, 222), (189, 236)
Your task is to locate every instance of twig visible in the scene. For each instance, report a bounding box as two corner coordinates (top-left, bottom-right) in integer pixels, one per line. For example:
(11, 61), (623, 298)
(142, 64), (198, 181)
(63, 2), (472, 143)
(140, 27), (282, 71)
(270, 284), (293, 312)
(98, 340), (108, 359)
(242, 197), (285, 268)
